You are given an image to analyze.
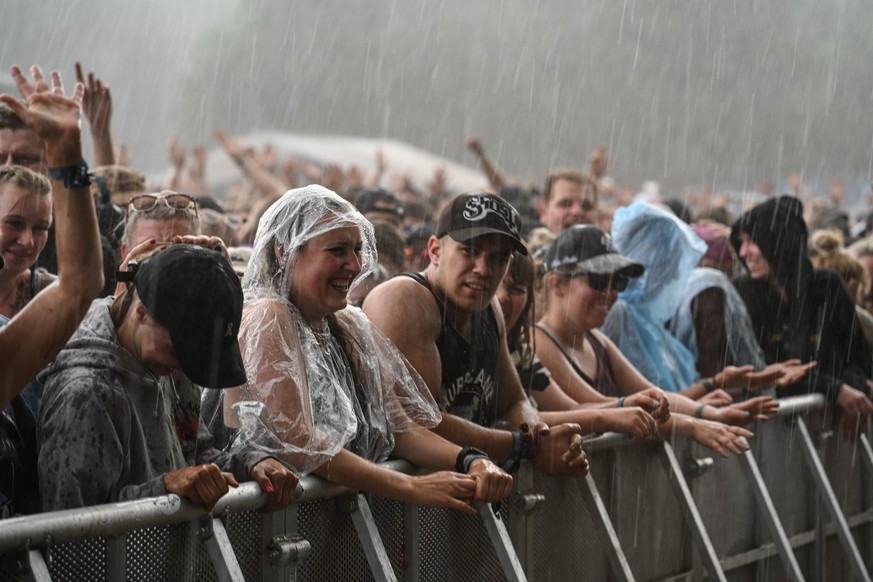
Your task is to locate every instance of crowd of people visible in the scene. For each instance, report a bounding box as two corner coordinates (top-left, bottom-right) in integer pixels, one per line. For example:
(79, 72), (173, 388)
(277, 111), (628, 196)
(1, 61), (872, 544)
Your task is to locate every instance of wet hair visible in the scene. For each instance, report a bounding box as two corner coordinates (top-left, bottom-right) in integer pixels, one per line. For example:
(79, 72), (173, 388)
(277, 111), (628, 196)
(89, 165), (146, 206)
(541, 170), (597, 204)
(0, 104), (27, 131)
(0, 165), (51, 197)
(810, 229), (865, 297)
(664, 198), (694, 224)
(505, 251), (536, 351)
(848, 236), (873, 259)
(371, 220), (405, 274)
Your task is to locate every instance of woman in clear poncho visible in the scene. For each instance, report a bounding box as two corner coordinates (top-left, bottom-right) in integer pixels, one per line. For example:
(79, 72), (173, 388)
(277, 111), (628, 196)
(221, 185), (511, 512)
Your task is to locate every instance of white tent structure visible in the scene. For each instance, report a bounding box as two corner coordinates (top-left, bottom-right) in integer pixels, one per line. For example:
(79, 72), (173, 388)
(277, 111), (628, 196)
(153, 131), (489, 198)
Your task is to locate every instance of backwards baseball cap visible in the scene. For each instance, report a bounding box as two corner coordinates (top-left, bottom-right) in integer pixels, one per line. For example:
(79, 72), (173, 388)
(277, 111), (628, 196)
(127, 245), (246, 389)
(543, 224), (644, 277)
(355, 188), (404, 219)
(435, 192), (527, 255)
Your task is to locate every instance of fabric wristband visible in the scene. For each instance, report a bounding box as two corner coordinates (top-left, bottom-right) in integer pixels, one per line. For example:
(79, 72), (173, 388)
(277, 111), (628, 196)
(701, 378), (716, 393)
(694, 404), (708, 419)
(455, 446), (489, 474)
(48, 159), (91, 189)
(617, 396), (626, 408)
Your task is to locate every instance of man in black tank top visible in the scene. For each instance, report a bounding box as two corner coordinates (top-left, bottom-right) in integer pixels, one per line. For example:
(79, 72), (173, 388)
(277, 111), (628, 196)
(364, 193), (588, 477)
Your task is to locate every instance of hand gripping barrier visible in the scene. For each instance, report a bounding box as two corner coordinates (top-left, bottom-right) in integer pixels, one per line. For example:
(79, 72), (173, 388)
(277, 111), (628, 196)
(1, 395), (871, 581)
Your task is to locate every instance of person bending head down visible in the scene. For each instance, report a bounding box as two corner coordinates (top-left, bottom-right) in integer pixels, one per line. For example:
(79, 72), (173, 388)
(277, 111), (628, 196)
(39, 245), (298, 511)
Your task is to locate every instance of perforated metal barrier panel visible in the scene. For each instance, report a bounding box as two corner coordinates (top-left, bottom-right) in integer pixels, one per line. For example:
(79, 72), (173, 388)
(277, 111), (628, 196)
(1, 396), (871, 582)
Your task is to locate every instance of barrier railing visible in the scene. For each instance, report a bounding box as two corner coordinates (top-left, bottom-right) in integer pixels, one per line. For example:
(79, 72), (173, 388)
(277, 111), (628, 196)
(0, 395), (870, 581)
(506, 394), (873, 581)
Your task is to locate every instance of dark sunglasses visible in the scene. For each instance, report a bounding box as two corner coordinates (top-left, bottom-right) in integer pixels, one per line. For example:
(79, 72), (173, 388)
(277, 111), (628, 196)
(564, 271), (629, 292)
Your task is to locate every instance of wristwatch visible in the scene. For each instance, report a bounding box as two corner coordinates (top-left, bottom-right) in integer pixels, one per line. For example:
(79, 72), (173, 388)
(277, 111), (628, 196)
(48, 160), (91, 189)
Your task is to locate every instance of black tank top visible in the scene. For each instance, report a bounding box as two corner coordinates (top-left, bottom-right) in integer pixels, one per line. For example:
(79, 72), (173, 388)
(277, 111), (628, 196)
(404, 273), (501, 427)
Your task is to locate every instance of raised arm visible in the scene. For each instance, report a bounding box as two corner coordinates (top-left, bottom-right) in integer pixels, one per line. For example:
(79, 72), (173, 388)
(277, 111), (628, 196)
(466, 136), (506, 191)
(75, 62), (115, 167)
(0, 65), (103, 408)
(215, 129), (288, 199)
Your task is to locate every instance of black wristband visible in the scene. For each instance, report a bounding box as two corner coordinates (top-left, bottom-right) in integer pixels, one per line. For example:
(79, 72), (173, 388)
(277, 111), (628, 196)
(48, 160), (91, 189)
(455, 446), (489, 474)
(701, 378), (716, 393)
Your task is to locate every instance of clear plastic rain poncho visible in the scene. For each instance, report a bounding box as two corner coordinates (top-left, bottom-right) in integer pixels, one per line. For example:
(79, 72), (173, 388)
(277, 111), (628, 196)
(226, 185), (440, 475)
(601, 202), (707, 392)
(669, 267), (767, 370)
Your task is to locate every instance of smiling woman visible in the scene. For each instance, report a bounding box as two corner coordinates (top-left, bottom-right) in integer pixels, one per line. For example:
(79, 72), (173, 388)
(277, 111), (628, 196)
(0, 166), (55, 318)
(209, 185), (513, 513)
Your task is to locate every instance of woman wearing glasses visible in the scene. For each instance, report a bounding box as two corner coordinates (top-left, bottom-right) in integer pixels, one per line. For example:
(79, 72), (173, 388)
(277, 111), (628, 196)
(497, 251), (668, 441)
(533, 224), (765, 456)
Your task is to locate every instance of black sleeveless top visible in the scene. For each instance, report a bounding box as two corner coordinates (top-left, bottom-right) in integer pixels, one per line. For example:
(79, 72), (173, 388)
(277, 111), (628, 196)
(404, 273), (501, 427)
(535, 324), (621, 398)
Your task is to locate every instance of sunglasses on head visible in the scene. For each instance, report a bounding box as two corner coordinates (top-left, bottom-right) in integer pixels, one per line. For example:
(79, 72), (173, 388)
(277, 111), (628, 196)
(564, 271), (629, 292)
(126, 193), (199, 218)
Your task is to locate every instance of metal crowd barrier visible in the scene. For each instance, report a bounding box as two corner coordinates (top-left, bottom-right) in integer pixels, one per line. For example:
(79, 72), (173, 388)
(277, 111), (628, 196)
(0, 394), (870, 581)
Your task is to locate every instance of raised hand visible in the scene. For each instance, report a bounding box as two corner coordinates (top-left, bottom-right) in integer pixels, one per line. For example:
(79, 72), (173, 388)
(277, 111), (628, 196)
(167, 135), (186, 170)
(0, 65), (83, 157)
(75, 62), (112, 134)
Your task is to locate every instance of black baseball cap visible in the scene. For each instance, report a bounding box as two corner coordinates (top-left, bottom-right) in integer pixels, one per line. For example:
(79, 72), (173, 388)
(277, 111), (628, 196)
(544, 225), (644, 277)
(436, 192), (528, 255)
(355, 188), (404, 218)
(130, 245), (247, 389)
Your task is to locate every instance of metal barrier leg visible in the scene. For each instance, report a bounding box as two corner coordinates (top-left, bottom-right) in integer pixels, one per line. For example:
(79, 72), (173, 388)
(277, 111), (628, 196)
(739, 450), (805, 581)
(403, 503), (421, 582)
(105, 535), (126, 582)
(22, 549), (51, 582)
(198, 515), (246, 582)
(576, 473), (636, 582)
(860, 434), (873, 478)
(796, 418), (872, 582)
(862, 433), (873, 573)
(345, 493), (397, 582)
(475, 502), (527, 582)
(659, 442), (728, 582)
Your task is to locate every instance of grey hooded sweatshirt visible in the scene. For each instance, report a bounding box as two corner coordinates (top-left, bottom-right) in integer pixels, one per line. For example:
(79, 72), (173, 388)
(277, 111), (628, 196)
(38, 298), (267, 510)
